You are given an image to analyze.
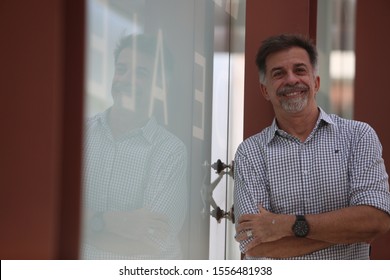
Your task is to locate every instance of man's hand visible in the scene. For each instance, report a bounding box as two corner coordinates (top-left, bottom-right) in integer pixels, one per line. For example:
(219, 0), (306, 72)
(235, 205), (294, 252)
(104, 208), (170, 241)
(85, 208), (170, 256)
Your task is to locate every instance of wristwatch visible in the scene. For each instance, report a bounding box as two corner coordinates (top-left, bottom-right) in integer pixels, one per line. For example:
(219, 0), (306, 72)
(292, 215), (309, 237)
(91, 211), (105, 233)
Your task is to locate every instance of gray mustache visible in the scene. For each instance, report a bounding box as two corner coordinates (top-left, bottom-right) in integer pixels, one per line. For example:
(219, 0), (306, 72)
(277, 85), (309, 96)
(112, 83), (132, 92)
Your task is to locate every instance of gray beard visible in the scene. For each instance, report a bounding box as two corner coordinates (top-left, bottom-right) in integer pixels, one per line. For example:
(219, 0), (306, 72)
(281, 94), (308, 113)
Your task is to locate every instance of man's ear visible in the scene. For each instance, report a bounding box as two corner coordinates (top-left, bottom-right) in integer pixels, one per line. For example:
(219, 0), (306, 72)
(260, 83), (270, 100)
(314, 75), (320, 94)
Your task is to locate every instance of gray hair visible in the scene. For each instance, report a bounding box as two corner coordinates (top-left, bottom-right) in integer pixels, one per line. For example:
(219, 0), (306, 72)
(255, 34), (318, 84)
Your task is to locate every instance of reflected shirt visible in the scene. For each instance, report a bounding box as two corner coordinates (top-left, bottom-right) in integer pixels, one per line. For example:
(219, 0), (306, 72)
(82, 109), (187, 259)
(234, 108), (390, 260)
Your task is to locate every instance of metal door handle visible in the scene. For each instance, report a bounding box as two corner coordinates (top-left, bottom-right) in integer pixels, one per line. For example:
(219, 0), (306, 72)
(201, 159), (235, 223)
(211, 159), (234, 178)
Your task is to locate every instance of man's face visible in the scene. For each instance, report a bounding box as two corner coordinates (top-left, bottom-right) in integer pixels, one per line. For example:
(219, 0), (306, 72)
(260, 47), (320, 115)
(111, 47), (154, 112)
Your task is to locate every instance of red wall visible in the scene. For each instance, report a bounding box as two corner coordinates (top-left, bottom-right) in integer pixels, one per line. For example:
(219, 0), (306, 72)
(244, 0), (317, 139)
(0, 0), (84, 259)
(354, 0), (390, 260)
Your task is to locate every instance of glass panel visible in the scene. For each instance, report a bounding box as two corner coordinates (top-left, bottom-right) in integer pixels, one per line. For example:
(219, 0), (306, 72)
(81, 0), (245, 260)
(317, 0), (356, 119)
(209, 0), (245, 260)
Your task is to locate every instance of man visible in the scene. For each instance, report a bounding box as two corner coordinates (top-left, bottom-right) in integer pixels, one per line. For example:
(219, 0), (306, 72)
(82, 34), (187, 259)
(234, 34), (390, 259)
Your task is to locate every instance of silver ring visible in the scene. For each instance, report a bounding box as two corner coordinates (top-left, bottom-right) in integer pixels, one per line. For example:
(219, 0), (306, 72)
(246, 230), (253, 238)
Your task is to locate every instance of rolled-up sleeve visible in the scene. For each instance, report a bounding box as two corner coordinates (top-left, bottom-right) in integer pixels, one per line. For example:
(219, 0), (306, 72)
(349, 124), (390, 215)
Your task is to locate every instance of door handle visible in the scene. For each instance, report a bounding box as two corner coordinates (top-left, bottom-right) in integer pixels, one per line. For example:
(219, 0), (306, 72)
(201, 159), (235, 223)
(211, 159), (234, 178)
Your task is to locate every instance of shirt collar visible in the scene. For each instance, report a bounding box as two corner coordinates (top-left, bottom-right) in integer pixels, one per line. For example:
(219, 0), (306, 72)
(141, 117), (159, 144)
(99, 109), (159, 144)
(266, 107), (335, 144)
(318, 107), (335, 126)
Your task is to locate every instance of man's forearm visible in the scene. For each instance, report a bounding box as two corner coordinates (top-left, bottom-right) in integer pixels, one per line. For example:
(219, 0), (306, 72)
(245, 237), (332, 258)
(86, 231), (161, 255)
(306, 205), (390, 244)
(237, 205), (390, 254)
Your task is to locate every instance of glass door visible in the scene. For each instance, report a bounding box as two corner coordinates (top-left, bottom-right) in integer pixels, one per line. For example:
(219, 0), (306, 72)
(81, 0), (245, 260)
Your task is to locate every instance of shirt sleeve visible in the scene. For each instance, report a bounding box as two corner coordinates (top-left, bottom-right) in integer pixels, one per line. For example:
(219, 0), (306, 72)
(143, 140), (188, 250)
(233, 139), (271, 253)
(349, 123), (390, 215)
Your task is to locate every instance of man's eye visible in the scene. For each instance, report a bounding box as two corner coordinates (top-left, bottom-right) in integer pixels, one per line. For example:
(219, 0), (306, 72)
(272, 71), (283, 78)
(296, 68), (307, 74)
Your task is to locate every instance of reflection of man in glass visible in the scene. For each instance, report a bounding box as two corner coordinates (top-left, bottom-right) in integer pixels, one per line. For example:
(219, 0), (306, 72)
(82, 34), (187, 259)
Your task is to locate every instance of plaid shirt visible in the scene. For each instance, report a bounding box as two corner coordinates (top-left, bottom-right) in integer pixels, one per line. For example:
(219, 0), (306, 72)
(81, 109), (187, 259)
(234, 108), (390, 259)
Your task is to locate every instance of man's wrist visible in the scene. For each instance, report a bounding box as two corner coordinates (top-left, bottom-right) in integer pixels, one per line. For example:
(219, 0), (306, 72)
(279, 214), (296, 238)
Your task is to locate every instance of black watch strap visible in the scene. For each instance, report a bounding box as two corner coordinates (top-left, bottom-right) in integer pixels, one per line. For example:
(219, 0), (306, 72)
(292, 214), (309, 238)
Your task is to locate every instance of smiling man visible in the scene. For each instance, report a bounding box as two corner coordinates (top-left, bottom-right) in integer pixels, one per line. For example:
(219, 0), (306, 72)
(82, 34), (187, 259)
(233, 34), (390, 259)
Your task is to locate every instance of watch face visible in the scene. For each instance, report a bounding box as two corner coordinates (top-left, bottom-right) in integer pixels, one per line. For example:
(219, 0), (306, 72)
(293, 220), (309, 237)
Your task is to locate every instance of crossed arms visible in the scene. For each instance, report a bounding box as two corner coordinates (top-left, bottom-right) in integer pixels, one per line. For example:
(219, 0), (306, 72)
(235, 204), (390, 258)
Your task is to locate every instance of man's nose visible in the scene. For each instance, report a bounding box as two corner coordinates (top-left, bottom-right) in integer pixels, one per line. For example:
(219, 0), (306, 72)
(284, 71), (299, 85)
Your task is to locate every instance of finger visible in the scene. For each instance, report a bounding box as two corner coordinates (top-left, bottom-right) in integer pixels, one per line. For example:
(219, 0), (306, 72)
(151, 212), (169, 222)
(235, 233), (244, 241)
(258, 204), (267, 213)
(149, 217), (169, 227)
(238, 213), (258, 223)
(145, 225), (170, 240)
(144, 210), (169, 223)
(235, 231), (250, 242)
(137, 208), (168, 222)
(236, 231), (255, 242)
(148, 220), (170, 236)
(151, 228), (169, 240)
(235, 221), (252, 233)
